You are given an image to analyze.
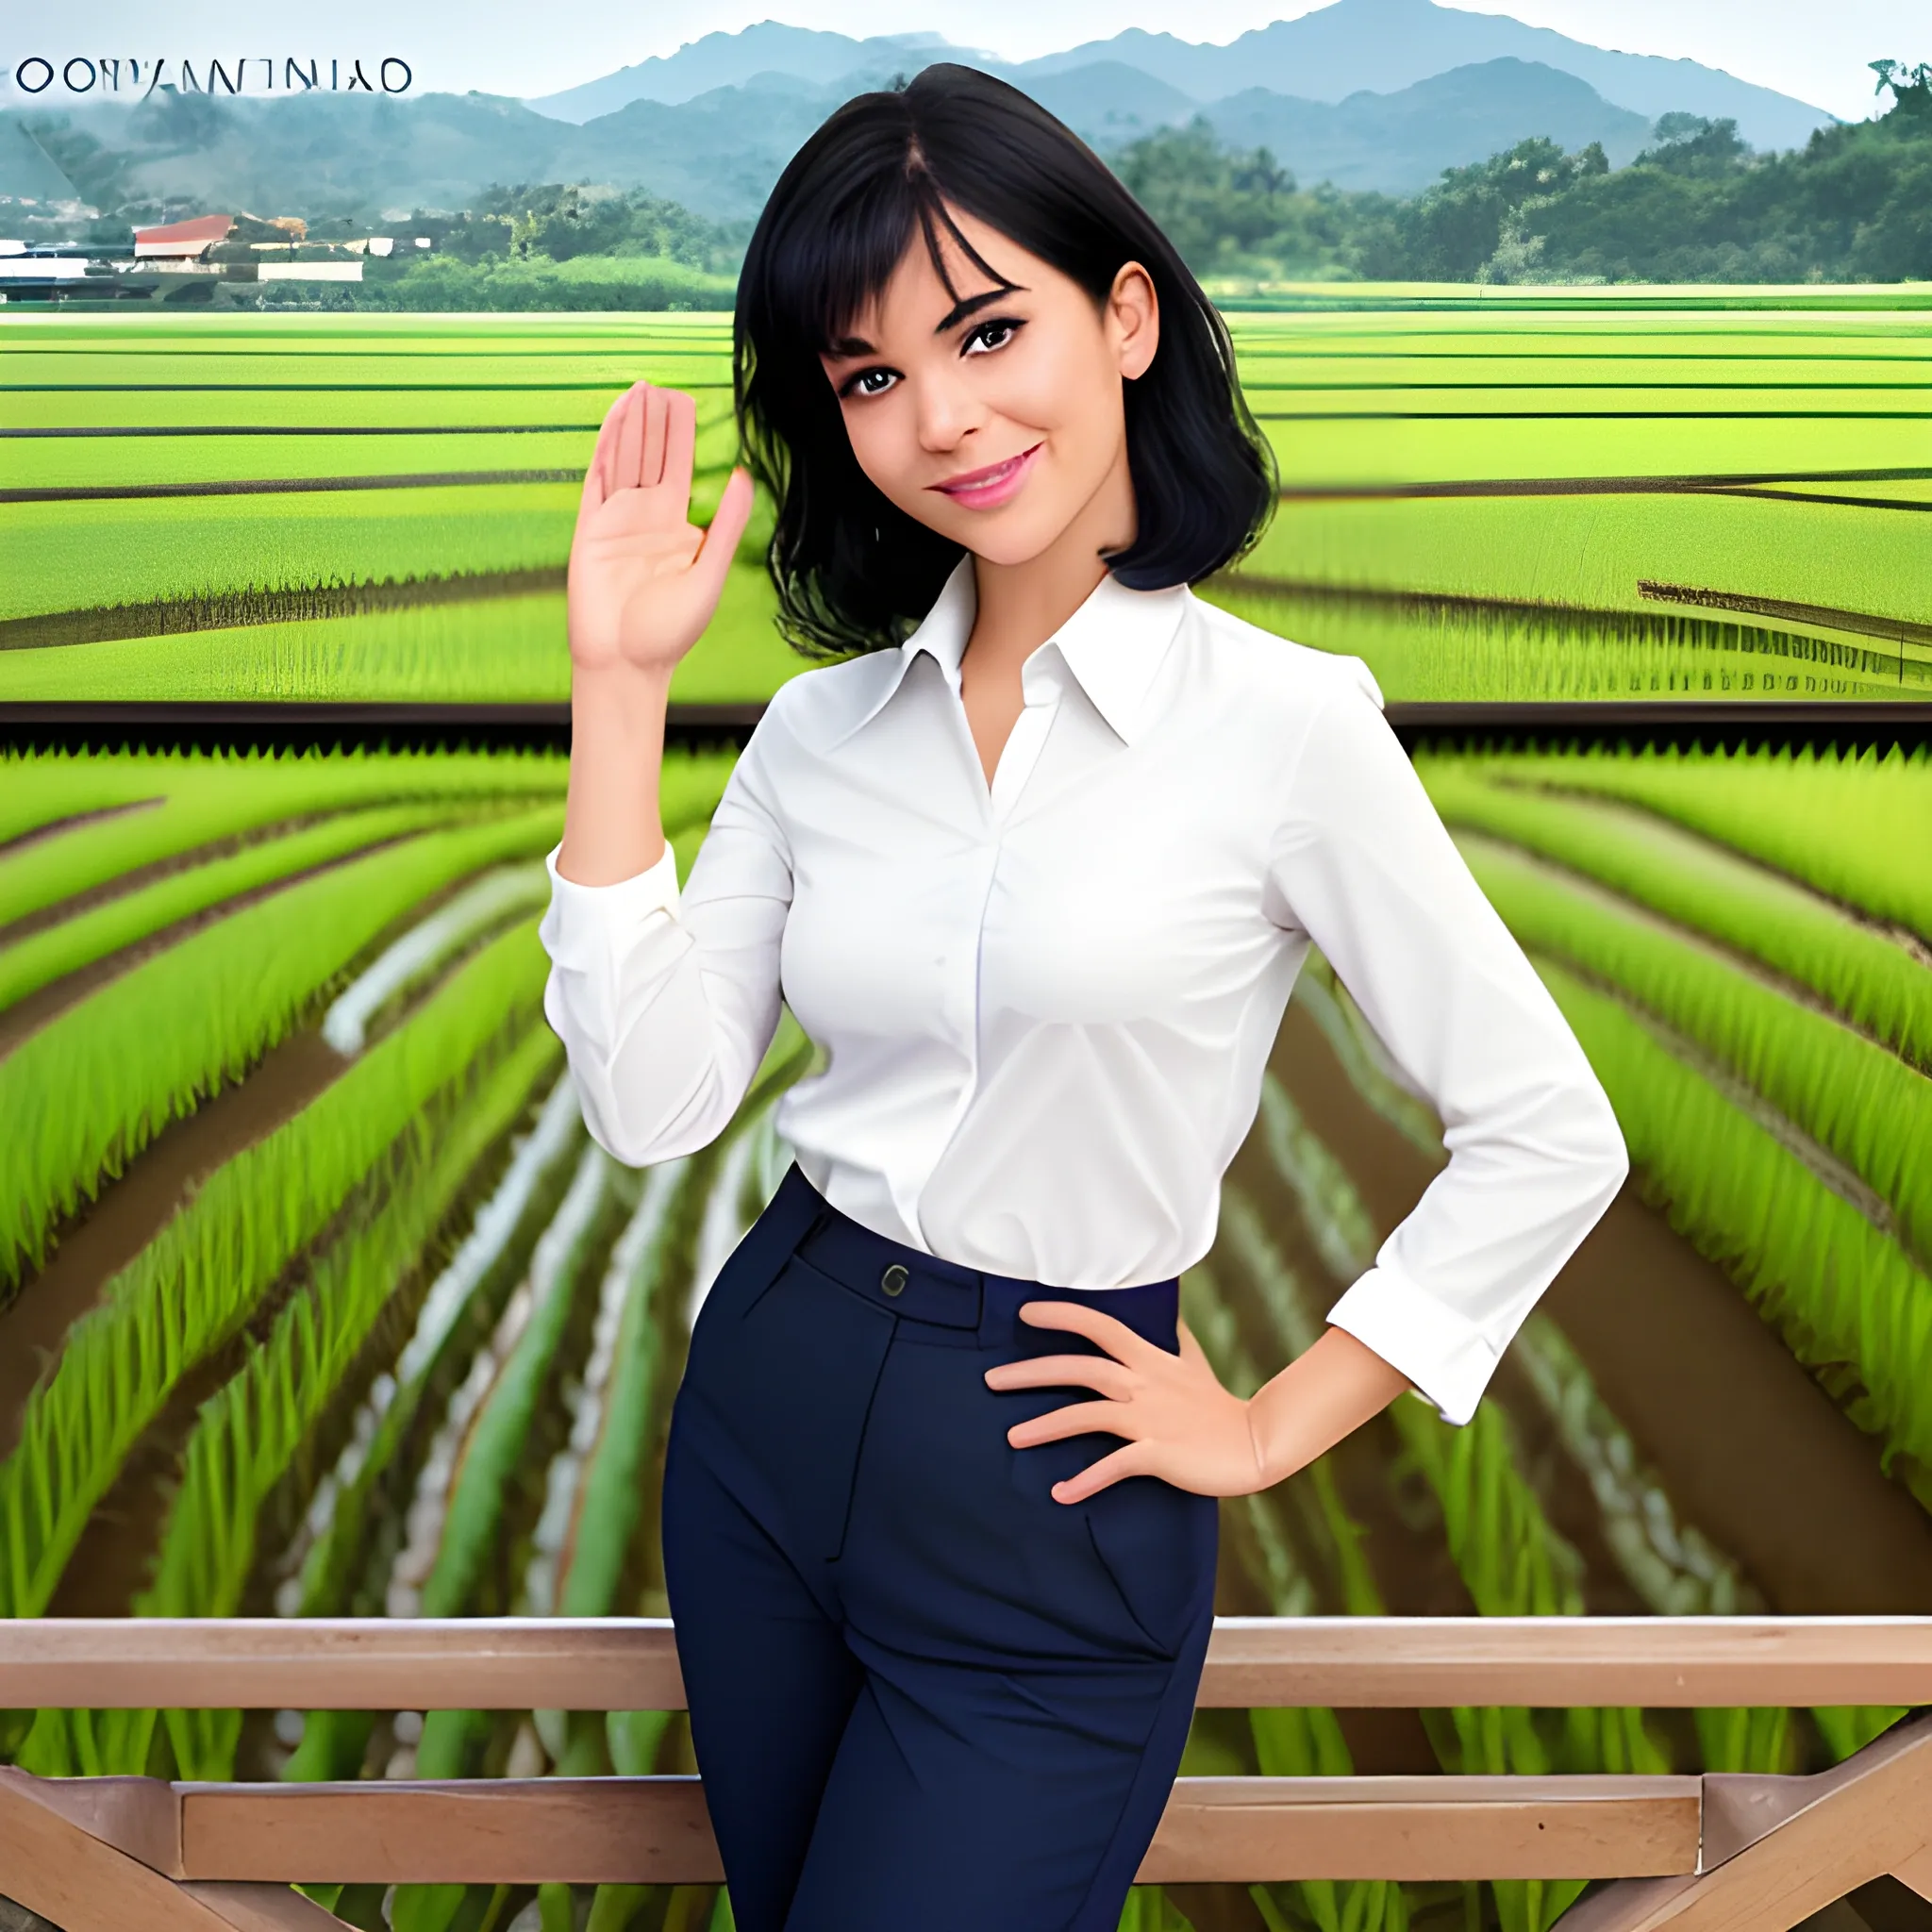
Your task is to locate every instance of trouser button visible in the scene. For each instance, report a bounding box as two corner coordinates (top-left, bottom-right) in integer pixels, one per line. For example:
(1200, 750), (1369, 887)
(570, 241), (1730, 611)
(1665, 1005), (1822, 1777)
(880, 1264), (908, 1297)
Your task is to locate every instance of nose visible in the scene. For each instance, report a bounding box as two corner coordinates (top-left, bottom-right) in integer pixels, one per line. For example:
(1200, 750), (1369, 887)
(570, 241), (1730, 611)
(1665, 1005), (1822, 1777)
(913, 364), (983, 454)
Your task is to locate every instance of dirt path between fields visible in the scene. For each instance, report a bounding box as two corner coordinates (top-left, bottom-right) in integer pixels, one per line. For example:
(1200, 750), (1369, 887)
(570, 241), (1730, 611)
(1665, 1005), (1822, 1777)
(0, 1027), (348, 1461)
(1267, 996), (1932, 1614)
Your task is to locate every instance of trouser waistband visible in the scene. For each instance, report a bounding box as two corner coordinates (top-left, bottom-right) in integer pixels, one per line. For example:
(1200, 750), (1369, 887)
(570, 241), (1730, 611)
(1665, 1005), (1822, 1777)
(771, 1164), (1181, 1354)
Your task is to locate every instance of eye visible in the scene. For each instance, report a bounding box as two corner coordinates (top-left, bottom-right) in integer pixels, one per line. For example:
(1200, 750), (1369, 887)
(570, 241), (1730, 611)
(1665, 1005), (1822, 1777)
(963, 317), (1023, 356)
(839, 366), (898, 400)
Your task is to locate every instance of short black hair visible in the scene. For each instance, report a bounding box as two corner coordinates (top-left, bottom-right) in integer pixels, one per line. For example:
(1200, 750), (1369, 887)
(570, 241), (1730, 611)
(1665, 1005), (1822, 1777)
(733, 62), (1278, 658)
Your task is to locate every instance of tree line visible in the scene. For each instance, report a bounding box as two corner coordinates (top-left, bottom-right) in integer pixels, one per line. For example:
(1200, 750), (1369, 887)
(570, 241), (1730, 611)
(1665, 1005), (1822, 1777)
(1113, 60), (1932, 283)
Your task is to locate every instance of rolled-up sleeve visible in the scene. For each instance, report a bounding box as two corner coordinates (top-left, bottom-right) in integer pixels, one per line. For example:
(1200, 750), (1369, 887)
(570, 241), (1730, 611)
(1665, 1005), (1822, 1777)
(537, 738), (792, 1167)
(1262, 670), (1628, 1425)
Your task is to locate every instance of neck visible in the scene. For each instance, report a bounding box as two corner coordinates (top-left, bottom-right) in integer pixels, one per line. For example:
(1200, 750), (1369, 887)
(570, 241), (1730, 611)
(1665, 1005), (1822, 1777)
(963, 438), (1136, 675)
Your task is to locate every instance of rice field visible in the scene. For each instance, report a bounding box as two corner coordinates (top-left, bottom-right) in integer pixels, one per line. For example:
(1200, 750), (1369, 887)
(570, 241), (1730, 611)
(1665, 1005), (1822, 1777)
(2, 732), (1928, 1932)
(3, 296), (1929, 705)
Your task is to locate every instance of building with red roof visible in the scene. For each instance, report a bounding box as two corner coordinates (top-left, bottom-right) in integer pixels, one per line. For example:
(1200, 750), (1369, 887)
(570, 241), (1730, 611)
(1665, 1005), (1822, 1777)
(133, 214), (234, 259)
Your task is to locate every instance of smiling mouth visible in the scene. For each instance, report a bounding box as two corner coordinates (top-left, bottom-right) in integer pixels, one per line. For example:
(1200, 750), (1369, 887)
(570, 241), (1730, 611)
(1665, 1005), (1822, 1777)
(928, 441), (1043, 499)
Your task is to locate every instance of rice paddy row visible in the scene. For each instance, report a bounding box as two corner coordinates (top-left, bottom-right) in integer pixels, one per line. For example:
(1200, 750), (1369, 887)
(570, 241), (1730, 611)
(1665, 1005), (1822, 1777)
(2, 734), (1928, 1930)
(2, 301), (1926, 706)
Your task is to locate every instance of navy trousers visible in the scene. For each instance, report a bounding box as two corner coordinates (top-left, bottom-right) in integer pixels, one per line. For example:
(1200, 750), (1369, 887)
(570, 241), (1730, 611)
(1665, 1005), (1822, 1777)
(660, 1163), (1221, 1932)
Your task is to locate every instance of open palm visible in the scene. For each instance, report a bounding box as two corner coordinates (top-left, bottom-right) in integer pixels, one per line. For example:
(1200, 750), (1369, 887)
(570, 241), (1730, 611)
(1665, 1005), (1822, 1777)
(567, 379), (756, 679)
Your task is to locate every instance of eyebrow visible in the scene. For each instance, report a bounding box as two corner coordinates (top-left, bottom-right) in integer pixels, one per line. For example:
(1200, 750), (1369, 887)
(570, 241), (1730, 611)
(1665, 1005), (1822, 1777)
(824, 285), (1026, 362)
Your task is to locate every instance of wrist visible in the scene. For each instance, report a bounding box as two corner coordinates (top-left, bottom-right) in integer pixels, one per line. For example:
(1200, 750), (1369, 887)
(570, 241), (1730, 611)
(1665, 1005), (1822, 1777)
(1242, 1389), (1303, 1491)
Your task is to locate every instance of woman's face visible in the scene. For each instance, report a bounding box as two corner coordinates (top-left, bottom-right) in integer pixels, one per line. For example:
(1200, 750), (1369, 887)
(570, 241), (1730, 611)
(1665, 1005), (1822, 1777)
(818, 203), (1159, 570)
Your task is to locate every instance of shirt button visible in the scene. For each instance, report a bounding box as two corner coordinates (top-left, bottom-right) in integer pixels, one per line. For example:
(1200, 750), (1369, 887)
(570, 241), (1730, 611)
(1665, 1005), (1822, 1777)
(881, 1264), (908, 1297)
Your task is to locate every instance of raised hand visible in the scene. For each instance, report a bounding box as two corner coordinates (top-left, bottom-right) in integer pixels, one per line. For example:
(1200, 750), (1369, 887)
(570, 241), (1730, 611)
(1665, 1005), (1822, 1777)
(567, 379), (757, 680)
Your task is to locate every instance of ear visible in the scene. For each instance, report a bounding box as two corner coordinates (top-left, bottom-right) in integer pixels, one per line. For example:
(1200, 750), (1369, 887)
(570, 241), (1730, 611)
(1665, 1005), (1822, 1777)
(1108, 260), (1159, 381)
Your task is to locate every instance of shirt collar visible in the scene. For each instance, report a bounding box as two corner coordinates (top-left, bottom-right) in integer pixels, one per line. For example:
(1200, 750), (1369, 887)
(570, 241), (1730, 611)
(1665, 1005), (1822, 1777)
(831, 554), (1191, 749)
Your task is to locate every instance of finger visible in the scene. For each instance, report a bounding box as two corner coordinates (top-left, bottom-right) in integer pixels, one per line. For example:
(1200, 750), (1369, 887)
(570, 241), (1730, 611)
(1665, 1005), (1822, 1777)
(690, 466), (755, 603)
(1007, 1399), (1136, 1450)
(661, 389), (697, 496)
(578, 391), (626, 519)
(641, 385), (670, 488)
(983, 1355), (1135, 1399)
(1017, 1300), (1158, 1365)
(1051, 1441), (1153, 1506)
(612, 381), (647, 493)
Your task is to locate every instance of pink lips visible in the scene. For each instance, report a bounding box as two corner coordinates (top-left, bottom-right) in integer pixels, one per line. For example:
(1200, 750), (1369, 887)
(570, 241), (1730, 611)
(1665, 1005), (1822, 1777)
(927, 441), (1042, 509)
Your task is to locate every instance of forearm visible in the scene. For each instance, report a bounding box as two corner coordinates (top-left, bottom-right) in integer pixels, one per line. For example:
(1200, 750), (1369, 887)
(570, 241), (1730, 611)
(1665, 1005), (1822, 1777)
(557, 661), (676, 886)
(1245, 1325), (1413, 1488)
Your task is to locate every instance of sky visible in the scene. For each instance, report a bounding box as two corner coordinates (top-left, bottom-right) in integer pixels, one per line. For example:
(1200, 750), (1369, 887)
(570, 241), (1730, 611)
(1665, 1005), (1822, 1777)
(8, 0), (1924, 121)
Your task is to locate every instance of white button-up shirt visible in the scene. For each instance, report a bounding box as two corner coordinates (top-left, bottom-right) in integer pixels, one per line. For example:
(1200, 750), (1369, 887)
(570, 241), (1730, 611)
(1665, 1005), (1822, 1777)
(538, 557), (1627, 1424)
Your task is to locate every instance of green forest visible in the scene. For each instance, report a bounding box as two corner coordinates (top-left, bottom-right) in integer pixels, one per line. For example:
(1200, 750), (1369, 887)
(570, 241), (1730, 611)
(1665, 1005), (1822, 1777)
(1117, 59), (1932, 283)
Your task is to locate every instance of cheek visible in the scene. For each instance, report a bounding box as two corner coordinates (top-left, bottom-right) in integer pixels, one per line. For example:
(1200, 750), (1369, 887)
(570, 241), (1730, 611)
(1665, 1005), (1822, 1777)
(840, 405), (924, 509)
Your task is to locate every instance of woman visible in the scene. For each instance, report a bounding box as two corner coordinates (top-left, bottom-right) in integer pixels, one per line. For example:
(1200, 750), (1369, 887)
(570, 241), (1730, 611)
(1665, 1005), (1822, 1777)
(537, 62), (1627, 1932)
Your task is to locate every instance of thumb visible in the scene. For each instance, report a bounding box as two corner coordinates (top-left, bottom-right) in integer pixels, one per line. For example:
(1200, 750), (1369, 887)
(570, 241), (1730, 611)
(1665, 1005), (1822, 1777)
(691, 467), (756, 602)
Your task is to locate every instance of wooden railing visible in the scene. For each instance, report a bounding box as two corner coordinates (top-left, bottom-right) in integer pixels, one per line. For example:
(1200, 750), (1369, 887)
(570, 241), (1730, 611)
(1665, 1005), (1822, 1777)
(1, 1617), (1928, 1932)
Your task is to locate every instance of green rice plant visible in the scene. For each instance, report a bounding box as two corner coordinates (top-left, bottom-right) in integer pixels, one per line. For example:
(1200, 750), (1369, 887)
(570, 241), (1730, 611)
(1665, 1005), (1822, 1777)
(1452, 742), (1932, 947)
(2, 486), (584, 625)
(26, 1022), (563, 1783)
(0, 797), (477, 1013)
(0, 751), (180, 847)
(1204, 578), (1918, 706)
(1535, 956), (1932, 1516)
(323, 861), (552, 1054)
(0, 917), (554, 1621)
(387, 1149), (625, 1932)
(1, 563), (792, 707)
(0, 803), (564, 1293)
(1456, 833), (1932, 1270)
(1246, 1077), (1671, 1930)
(1235, 492), (1924, 643)
(0, 742), (567, 921)
(8, 429), (599, 491)
(1421, 758), (1932, 1070)
(419, 1139), (620, 1623)
(1180, 1261), (1407, 1932)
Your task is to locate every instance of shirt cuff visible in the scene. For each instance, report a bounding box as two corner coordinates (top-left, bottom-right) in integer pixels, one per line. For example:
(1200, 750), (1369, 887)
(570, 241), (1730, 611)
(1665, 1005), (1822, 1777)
(1324, 1259), (1499, 1427)
(539, 839), (680, 967)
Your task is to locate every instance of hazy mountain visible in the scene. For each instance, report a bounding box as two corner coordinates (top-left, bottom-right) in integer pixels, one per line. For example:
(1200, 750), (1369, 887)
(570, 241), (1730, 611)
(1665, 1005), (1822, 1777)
(0, 119), (81, 207)
(531, 1), (1835, 154)
(0, 36), (1812, 228)
(1206, 58), (1656, 192)
(527, 23), (986, 122)
(1011, 62), (1201, 147)
(1015, 0), (1833, 151)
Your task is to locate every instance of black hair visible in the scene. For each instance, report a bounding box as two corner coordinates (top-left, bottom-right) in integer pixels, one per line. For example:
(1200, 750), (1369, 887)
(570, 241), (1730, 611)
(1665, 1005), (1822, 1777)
(732, 61), (1278, 658)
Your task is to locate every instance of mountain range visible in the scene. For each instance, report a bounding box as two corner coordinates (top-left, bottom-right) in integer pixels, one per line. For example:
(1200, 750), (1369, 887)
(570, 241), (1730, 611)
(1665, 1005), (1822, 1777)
(526, 0), (1835, 153)
(0, 1), (1838, 226)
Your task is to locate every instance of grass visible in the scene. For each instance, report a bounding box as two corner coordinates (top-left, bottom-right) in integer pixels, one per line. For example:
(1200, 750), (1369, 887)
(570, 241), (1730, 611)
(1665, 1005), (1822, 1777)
(1538, 955), (1932, 1515)
(1458, 832), (1932, 1271)
(285, 1068), (588, 1625)
(36, 1021), (564, 1784)
(0, 742), (566, 888)
(1420, 755), (1932, 1068)
(0, 803), (565, 1293)
(0, 564), (800, 705)
(1448, 741), (1932, 945)
(0, 798), (475, 1011)
(8, 302), (1929, 706)
(0, 917), (555, 1619)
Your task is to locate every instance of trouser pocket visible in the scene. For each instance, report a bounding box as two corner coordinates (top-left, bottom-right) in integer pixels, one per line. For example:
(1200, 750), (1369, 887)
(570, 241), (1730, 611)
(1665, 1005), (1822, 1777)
(688, 1252), (898, 1563)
